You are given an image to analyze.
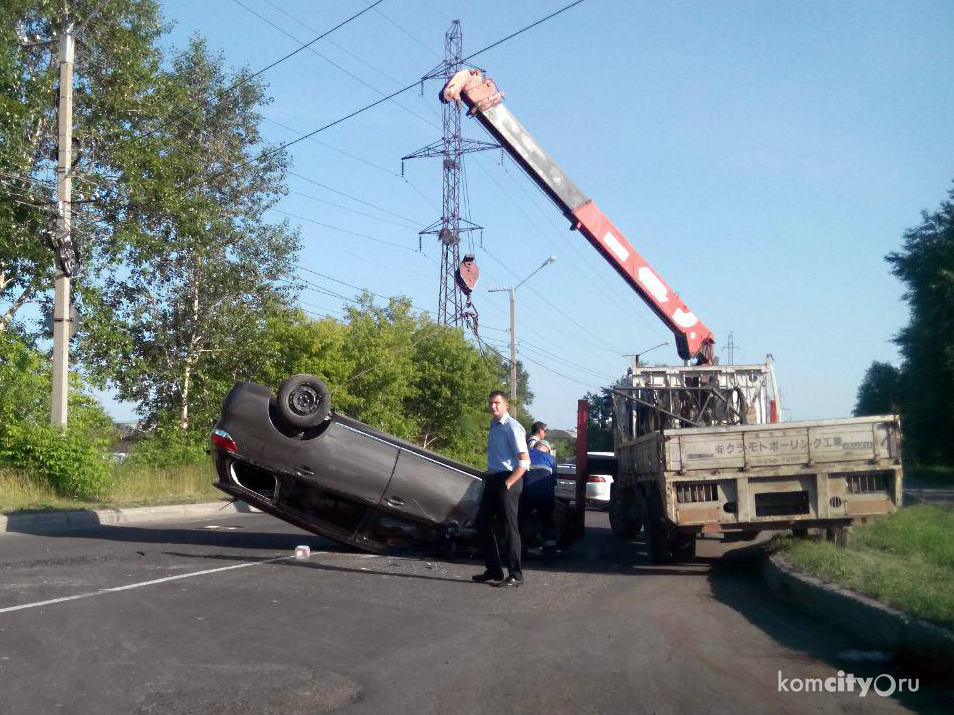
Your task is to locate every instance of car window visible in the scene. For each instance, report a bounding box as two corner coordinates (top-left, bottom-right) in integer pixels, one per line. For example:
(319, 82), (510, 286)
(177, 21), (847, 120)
(586, 456), (617, 476)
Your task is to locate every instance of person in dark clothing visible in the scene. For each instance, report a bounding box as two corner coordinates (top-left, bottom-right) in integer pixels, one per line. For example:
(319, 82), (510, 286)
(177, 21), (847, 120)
(521, 441), (557, 565)
(473, 391), (529, 588)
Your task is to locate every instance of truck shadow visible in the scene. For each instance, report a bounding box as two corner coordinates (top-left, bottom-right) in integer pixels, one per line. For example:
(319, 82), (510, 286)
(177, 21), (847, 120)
(707, 554), (953, 714)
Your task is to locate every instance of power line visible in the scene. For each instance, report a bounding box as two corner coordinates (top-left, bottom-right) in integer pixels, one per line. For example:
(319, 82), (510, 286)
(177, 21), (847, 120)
(267, 208), (418, 253)
(229, 0), (441, 132)
(459, 0), (586, 66)
(170, 0), (589, 198)
(259, 0), (413, 90)
(263, 115), (401, 178)
(479, 244), (626, 355)
(517, 339), (617, 382)
(134, 0), (387, 146)
(492, 154), (670, 341)
(472, 153), (668, 343)
(373, 7), (442, 60)
(287, 189), (420, 230)
(287, 170), (424, 226)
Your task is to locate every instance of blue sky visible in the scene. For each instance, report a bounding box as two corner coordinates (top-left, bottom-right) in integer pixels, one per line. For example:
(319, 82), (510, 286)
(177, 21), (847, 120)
(101, 0), (954, 428)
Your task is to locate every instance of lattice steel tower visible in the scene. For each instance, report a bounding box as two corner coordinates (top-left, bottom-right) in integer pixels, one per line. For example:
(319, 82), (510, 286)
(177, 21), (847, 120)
(403, 20), (497, 325)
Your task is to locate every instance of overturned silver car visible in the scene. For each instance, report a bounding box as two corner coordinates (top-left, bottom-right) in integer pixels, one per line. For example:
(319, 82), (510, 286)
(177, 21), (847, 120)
(211, 375), (577, 554)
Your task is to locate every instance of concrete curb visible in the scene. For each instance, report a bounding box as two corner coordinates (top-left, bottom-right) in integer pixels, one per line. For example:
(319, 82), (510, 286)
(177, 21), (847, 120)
(762, 553), (954, 677)
(0, 500), (260, 535)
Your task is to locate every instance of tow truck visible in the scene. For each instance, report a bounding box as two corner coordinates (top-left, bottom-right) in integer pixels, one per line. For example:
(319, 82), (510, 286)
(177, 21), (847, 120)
(442, 69), (903, 562)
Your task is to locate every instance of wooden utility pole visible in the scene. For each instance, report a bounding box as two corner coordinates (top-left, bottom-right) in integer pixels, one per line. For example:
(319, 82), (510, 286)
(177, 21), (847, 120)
(508, 287), (517, 405)
(51, 29), (74, 429)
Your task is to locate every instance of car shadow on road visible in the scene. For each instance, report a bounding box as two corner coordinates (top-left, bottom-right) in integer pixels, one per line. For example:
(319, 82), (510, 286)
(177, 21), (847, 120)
(5, 521), (347, 552)
(164, 550), (477, 585)
(707, 552), (954, 714)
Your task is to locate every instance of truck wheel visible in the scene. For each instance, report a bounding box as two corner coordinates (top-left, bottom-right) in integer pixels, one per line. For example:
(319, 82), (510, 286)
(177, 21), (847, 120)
(609, 485), (642, 538)
(641, 493), (673, 564)
(671, 533), (696, 561)
(277, 374), (331, 428)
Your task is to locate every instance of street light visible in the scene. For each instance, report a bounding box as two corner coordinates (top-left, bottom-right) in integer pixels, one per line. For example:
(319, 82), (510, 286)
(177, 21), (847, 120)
(488, 255), (557, 411)
(623, 340), (670, 369)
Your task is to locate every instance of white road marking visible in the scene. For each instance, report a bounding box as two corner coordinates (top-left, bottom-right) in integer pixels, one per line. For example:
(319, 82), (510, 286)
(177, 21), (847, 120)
(0, 555), (291, 614)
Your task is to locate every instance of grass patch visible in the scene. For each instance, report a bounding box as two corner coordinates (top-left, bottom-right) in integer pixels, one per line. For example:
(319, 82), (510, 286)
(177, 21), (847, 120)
(775, 506), (954, 631)
(1, 462), (221, 514)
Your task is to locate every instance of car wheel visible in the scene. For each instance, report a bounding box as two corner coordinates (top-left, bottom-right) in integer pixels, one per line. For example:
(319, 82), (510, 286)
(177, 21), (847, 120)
(276, 374), (331, 429)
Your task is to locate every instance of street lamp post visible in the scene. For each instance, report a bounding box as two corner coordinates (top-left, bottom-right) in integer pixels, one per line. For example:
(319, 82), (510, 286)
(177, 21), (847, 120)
(488, 256), (556, 410)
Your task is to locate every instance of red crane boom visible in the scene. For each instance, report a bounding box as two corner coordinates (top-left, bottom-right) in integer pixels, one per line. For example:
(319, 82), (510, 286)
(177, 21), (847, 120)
(441, 69), (715, 364)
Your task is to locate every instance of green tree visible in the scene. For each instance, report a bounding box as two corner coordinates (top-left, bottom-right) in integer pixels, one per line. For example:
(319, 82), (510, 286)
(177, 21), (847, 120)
(583, 388), (615, 452)
(407, 322), (500, 463)
(885, 178), (954, 464)
(853, 361), (902, 417)
(78, 37), (299, 433)
(0, 0), (165, 330)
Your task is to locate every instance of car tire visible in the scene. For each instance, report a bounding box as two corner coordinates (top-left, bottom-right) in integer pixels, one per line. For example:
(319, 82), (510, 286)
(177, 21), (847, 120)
(276, 374), (331, 429)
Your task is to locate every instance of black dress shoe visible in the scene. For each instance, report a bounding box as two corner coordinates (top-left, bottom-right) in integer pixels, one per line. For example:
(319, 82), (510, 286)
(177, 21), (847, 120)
(472, 570), (504, 583)
(493, 574), (523, 588)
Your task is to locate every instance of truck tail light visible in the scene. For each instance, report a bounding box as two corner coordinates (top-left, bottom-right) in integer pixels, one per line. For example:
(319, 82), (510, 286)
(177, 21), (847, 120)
(587, 475), (607, 483)
(212, 429), (237, 453)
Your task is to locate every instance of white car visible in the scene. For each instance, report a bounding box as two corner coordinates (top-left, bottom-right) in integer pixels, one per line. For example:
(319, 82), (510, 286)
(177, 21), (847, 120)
(555, 452), (616, 508)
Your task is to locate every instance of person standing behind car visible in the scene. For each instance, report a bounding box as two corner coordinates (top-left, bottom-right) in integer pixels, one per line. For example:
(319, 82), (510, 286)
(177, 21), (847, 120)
(528, 421), (548, 451)
(473, 391), (528, 588)
(521, 438), (558, 565)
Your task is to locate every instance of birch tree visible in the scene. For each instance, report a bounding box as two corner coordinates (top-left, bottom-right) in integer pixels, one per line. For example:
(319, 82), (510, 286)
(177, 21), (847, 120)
(79, 37), (299, 431)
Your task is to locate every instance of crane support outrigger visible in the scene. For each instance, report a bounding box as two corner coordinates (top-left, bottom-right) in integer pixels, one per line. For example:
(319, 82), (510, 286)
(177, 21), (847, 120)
(441, 69), (715, 364)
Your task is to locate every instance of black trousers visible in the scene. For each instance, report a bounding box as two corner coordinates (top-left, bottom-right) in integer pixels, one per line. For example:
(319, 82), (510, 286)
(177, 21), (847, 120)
(476, 471), (523, 577)
(520, 479), (556, 553)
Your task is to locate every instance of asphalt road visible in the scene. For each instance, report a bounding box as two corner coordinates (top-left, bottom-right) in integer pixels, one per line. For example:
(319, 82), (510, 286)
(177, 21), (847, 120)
(1, 511), (951, 715)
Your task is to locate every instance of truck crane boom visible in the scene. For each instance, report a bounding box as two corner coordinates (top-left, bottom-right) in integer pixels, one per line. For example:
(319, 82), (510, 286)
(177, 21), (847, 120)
(441, 69), (715, 364)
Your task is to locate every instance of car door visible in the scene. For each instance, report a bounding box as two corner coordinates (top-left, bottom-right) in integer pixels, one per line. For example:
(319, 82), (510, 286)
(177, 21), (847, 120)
(378, 448), (483, 529)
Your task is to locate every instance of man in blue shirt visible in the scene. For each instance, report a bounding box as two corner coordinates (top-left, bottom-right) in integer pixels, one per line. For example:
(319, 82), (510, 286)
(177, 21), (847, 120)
(522, 426), (557, 565)
(473, 390), (528, 587)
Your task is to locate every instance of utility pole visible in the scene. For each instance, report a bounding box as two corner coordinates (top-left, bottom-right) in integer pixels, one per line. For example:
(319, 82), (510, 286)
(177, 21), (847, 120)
(489, 256), (556, 413)
(52, 28), (74, 429)
(508, 287), (516, 403)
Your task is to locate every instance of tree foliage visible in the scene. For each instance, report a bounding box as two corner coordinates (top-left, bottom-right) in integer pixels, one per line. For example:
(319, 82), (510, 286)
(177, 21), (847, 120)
(0, 330), (114, 497)
(583, 388), (615, 452)
(853, 361), (902, 418)
(885, 178), (954, 464)
(0, 0), (165, 329)
(250, 298), (517, 467)
(77, 37), (299, 431)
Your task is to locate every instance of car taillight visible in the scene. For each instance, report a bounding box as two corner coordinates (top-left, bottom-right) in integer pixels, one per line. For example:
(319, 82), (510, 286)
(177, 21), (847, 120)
(587, 475), (607, 483)
(211, 429), (237, 452)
